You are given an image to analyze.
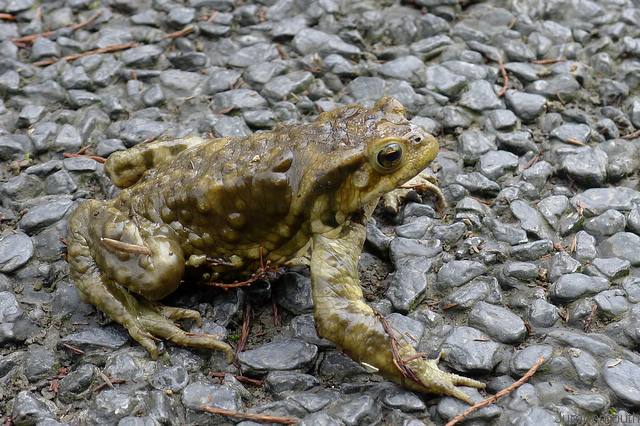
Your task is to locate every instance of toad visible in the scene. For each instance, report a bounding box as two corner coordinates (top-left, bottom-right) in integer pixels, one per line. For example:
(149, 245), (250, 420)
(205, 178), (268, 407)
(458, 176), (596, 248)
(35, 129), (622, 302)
(67, 97), (484, 402)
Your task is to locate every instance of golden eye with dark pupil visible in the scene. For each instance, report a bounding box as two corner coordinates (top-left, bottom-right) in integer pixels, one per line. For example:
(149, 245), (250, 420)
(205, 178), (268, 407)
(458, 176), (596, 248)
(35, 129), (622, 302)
(376, 143), (403, 169)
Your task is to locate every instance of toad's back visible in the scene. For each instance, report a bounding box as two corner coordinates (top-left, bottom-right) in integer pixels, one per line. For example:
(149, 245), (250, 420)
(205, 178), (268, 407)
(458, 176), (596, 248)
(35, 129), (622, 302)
(112, 104), (377, 265)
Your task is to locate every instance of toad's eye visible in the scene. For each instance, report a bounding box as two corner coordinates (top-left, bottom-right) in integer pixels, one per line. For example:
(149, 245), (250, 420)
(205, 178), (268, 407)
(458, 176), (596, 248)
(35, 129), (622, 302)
(375, 142), (403, 171)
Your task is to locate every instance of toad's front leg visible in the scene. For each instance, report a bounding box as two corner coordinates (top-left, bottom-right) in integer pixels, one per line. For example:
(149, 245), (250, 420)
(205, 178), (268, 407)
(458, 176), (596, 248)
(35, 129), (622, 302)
(67, 200), (233, 360)
(310, 219), (484, 404)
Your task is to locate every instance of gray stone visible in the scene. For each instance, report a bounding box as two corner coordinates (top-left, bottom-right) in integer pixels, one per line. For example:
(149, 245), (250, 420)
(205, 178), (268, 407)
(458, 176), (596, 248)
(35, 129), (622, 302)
(505, 91), (546, 122)
(603, 359), (640, 405)
(382, 387), (425, 412)
(159, 70), (204, 96)
(60, 326), (129, 351)
(561, 147), (607, 187)
(550, 273), (610, 302)
(59, 363), (95, 403)
(511, 240), (554, 261)
(386, 256), (433, 313)
(549, 252), (580, 282)
(528, 75), (581, 99)
(459, 80), (502, 111)
(443, 276), (502, 309)
(622, 277), (640, 303)
(551, 123), (591, 144)
(228, 43), (279, 68)
(45, 170), (77, 195)
(568, 348), (599, 385)
(528, 298), (559, 327)
(265, 371), (319, 395)
(479, 150), (518, 180)
(11, 391), (56, 426)
(594, 289), (629, 317)
(16, 104), (45, 128)
(510, 199), (554, 241)
(238, 339), (318, 374)
(584, 210), (626, 237)
(121, 45), (164, 67)
(599, 232), (640, 266)
(167, 7), (195, 26)
(487, 109), (518, 130)
(386, 313), (424, 350)
(424, 65), (467, 97)
(0, 135), (31, 161)
(468, 302), (527, 343)
(150, 365), (189, 392)
(455, 172), (500, 196)
(496, 131), (539, 155)
(0, 70), (19, 92)
(436, 260), (487, 289)
(574, 231), (597, 263)
(53, 124), (82, 152)
(572, 188), (640, 216)
(458, 129), (496, 163)
(61, 66), (92, 90)
(482, 217), (529, 245)
(262, 71), (314, 100)
(107, 118), (168, 147)
(92, 390), (137, 424)
(274, 272), (313, 315)
(330, 395), (378, 426)
(0, 233), (33, 273)
(378, 56), (424, 84)
(212, 115), (251, 138)
(511, 344), (552, 375)
(205, 68), (241, 94)
(18, 196), (74, 234)
(293, 29), (361, 57)
(441, 326), (500, 373)
(437, 387), (501, 422)
(212, 89), (267, 111)
(24, 346), (56, 382)
(31, 37), (60, 60)
(592, 257), (630, 279)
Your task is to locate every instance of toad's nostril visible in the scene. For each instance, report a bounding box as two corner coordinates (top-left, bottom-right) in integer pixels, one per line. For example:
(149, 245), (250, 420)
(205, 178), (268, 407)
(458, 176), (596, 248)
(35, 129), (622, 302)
(403, 130), (425, 145)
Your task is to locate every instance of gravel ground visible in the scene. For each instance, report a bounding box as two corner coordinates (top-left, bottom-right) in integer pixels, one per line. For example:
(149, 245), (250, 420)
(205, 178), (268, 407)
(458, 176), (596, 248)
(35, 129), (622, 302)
(1, 0), (640, 424)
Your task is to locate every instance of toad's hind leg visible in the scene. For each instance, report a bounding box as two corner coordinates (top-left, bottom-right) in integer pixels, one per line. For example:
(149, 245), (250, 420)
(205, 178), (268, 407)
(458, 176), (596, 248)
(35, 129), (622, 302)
(310, 217), (484, 404)
(67, 200), (232, 360)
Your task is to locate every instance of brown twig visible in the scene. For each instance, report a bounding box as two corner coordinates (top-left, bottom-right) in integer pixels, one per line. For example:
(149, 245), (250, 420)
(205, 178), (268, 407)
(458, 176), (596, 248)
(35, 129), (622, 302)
(0, 13), (16, 21)
(93, 372), (126, 392)
(236, 303), (252, 355)
(12, 11), (102, 45)
(532, 58), (564, 65)
(445, 356), (545, 426)
(583, 303), (598, 332)
(374, 311), (423, 386)
(101, 237), (152, 255)
(207, 247), (282, 288)
(272, 296), (281, 328)
(61, 342), (85, 355)
(497, 58), (509, 97)
(163, 25), (194, 40)
(210, 372), (265, 386)
(35, 42), (132, 66)
(33, 42), (137, 66)
(63, 152), (107, 163)
(565, 137), (585, 146)
(621, 129), (640, 140)
(199, 406), (299, 424)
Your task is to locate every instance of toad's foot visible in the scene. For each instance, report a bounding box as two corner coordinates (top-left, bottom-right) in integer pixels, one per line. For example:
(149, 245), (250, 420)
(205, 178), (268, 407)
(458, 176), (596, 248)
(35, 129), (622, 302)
(381, 172), (446, 216)
(311, 218), (484, 404)
(67, 200), (233, 361)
